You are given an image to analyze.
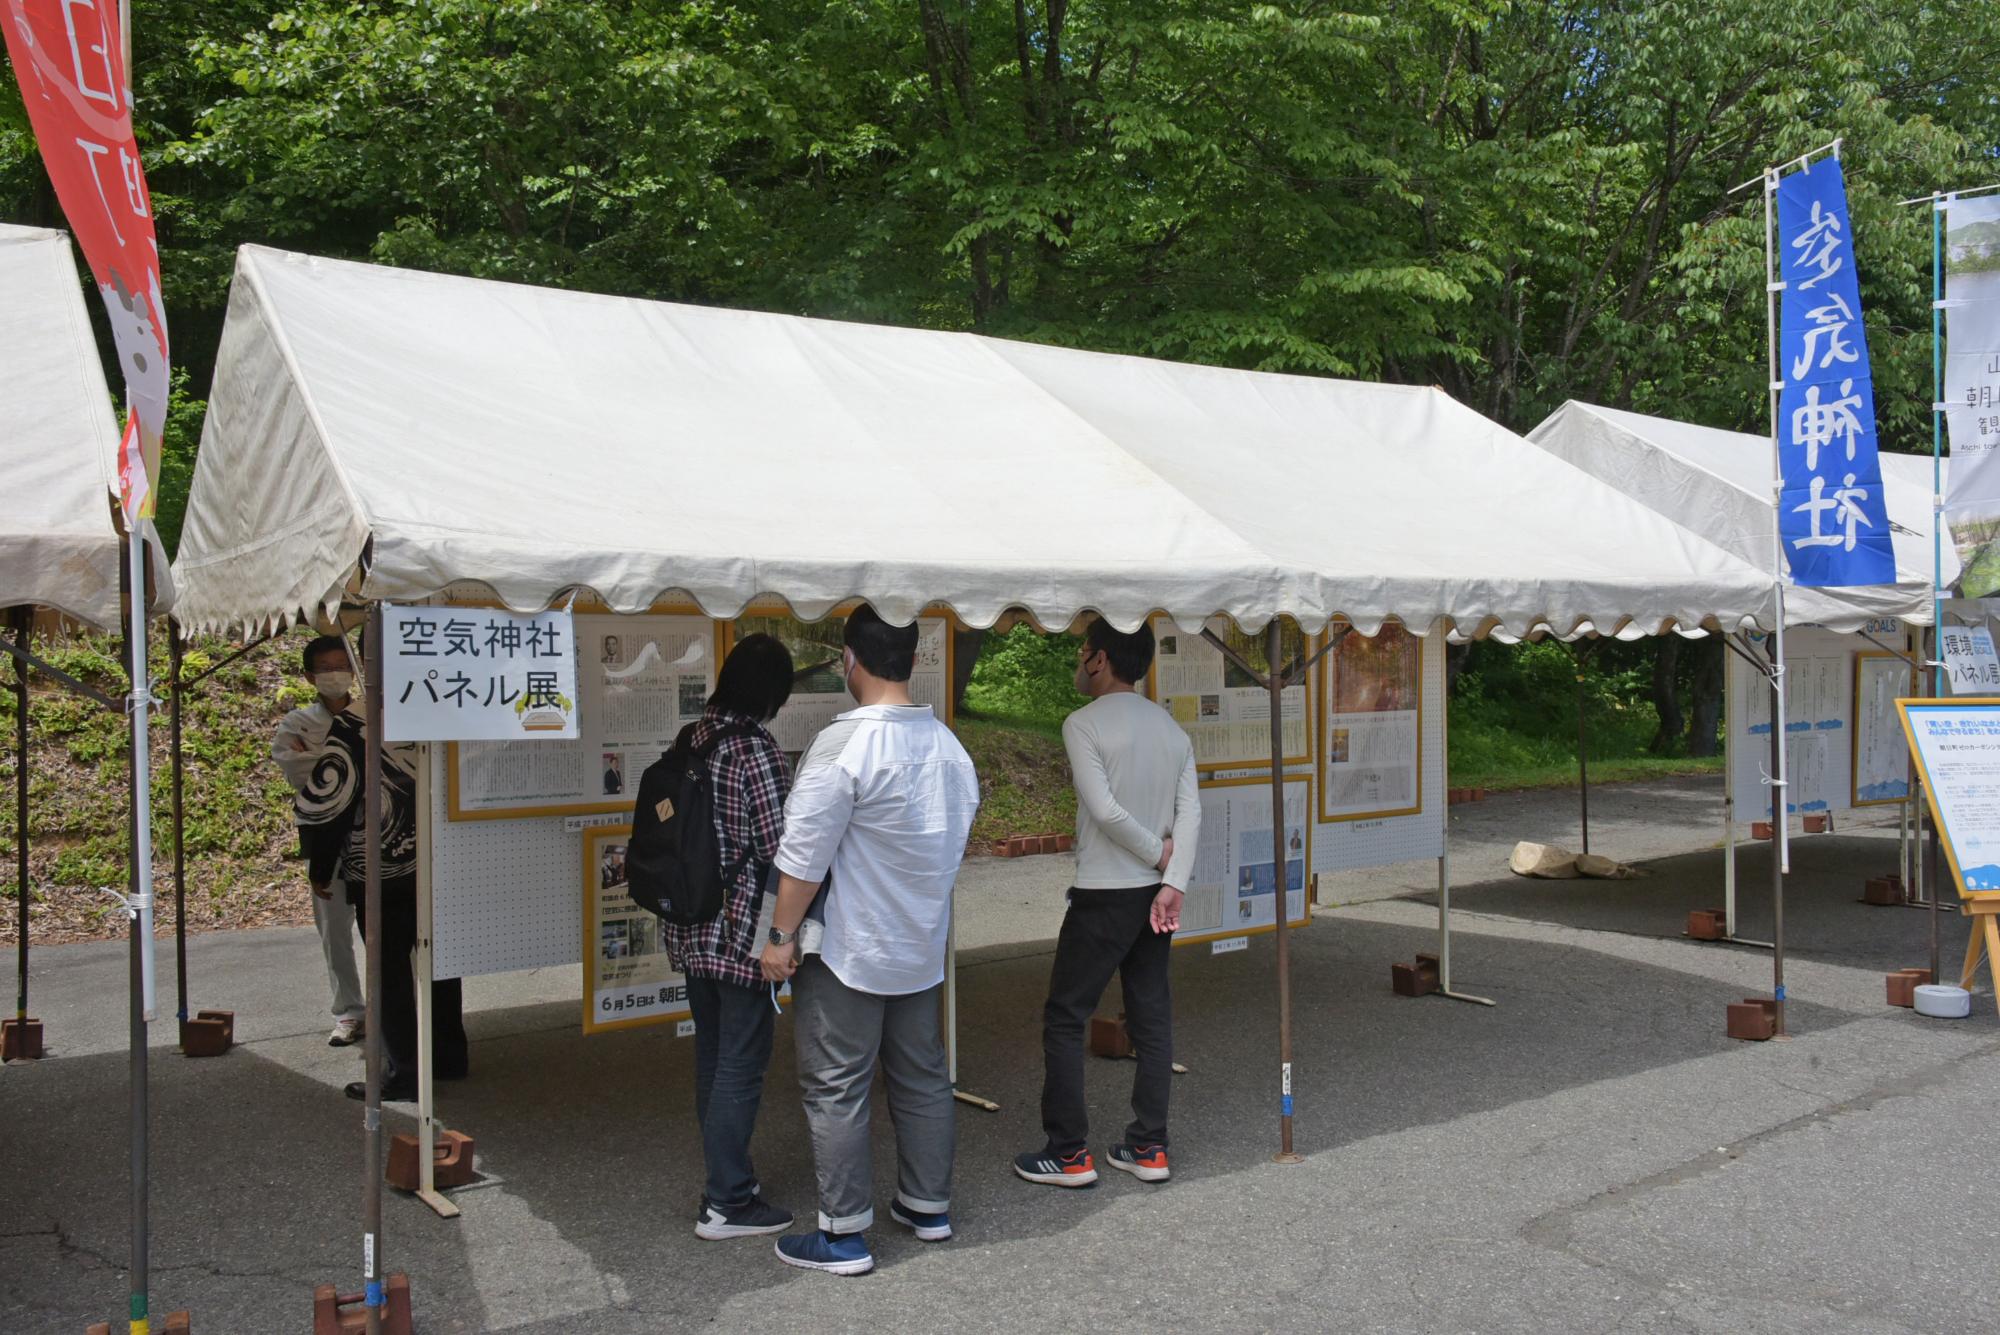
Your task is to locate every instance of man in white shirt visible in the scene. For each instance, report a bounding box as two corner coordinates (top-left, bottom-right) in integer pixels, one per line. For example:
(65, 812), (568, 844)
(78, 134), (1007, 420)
(269, 635), (368, 1047)
(1015, 617), (1198, 1188)
(759, 606), (980, 1276)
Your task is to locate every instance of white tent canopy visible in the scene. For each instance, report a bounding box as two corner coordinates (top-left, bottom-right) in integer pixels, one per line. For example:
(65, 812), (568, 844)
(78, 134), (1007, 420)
(1529, 401), (1952, 630)
(0, 224), (171, 627)
(172, 246), (1777, 639)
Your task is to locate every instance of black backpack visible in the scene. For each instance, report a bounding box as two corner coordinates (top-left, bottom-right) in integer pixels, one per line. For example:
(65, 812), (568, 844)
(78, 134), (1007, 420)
(626, 722), (758, 926)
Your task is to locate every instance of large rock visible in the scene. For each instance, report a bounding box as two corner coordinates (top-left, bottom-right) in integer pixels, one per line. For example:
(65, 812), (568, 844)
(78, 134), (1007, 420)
(1509, 841), (1579, 878)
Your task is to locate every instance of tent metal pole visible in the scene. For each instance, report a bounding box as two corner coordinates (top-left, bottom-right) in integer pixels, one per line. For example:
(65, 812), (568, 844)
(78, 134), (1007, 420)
(1267, 621), (1300, 1164)
(1576, 650), (1590, 856)
(170, 621), (187, 1024)
(1723, 654), (1736, 935)
(413, 742), (460, 1217)
(13, 606), (29, 1028)
(362, 604), (386, 1335)
(1433, 629), (1492, 1007)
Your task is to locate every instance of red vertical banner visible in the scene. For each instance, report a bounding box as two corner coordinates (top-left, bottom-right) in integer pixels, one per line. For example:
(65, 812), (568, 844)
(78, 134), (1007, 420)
(4, 0), (169, 520)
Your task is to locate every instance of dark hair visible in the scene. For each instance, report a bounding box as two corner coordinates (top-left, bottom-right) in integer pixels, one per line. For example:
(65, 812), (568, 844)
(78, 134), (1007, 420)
(842, 604), (918, 682)
(302, 634), (351, 676)
(1084, 617), (1155, 685)
(711, 633), (795, 721)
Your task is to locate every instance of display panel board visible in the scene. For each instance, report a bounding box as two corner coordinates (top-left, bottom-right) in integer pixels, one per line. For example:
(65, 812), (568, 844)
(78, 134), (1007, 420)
(448, 611), (720, 820)
(1730, 627), (1853, 818)
(581, 824), (691, 1032)
(1853, 650), (1915, 805)
(1149, 617), (1309, 772)
(1318, 622), (1422, 823)
(1174, 774), (1311, 948)
(1898, 698), (2000, 895)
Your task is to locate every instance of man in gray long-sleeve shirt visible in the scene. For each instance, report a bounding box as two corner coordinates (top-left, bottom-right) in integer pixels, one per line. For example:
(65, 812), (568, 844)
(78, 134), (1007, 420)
(1015, 617), (1199, 1189)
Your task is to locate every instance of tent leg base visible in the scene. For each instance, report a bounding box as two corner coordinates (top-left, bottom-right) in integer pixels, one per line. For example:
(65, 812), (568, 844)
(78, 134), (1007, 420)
(952, 1088), (1000, 1113)
(1, 1016), (45, 1061)
(1437, 988), (1496, 1007)
(1272, 1151), (1303, 1166)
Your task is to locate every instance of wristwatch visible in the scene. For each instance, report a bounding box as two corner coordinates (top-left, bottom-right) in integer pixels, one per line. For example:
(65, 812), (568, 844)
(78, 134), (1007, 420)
(768, 925), (797, 947)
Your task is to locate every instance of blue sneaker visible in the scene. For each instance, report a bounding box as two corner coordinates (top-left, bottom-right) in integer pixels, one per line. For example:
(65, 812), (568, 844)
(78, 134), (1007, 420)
(888, 1201), (952, 1241)
(774, 1229), (874, 1276)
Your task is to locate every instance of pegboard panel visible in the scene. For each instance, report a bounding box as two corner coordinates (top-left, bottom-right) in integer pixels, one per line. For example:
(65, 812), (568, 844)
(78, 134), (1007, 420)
(1727, 624), (1898, 818)
(430, 743), (585, 979)
(1311, 625), (1446, 872)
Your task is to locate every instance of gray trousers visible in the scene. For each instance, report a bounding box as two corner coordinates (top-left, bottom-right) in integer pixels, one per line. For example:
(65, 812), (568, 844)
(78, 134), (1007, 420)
(313, 875), (365, 1023)
(792, 957), (955, 1233)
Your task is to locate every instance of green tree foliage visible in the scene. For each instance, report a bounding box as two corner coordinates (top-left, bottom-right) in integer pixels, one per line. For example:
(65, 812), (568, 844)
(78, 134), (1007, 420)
(6, 0), (1998, 521)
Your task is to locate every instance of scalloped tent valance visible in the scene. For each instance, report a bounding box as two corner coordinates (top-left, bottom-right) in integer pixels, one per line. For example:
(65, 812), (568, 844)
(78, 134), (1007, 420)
(1529, 400), (1952, 630)
(171, 246), (1776, 641)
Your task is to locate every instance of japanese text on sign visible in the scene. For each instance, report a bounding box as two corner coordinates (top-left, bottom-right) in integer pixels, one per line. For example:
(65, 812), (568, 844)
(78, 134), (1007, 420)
(383, 604), (579, 742)
(1940, 625), (2000, 695)
(1775, 159), (1895, 588)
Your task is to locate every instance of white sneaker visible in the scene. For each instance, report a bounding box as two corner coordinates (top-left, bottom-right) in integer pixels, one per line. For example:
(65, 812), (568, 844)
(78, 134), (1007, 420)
(328, 1016), (364, 1047)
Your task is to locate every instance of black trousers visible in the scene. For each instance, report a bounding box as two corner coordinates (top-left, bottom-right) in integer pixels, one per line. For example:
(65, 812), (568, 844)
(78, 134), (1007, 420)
(1040, 885), (1173, 1155)
(354, 875), (468, 1086)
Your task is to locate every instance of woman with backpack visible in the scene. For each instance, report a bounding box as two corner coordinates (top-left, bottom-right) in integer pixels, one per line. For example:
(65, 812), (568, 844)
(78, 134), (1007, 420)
(656, 632), (798, 1240)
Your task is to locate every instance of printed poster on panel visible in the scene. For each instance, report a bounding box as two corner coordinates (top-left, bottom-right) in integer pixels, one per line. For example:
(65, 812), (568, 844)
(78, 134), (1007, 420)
(1852, 652), (1914, 805)
(732, 614), (951, 767)
(581, 825), (690, 1032)
(450, 613), (716, 819)
(1175, 776), (1309, 945)
(1319, 624), (1421, 822)
(1149, 618), (1307, 771)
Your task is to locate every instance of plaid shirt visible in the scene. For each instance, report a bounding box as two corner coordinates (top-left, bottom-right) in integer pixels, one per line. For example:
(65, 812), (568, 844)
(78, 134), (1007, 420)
(659, 706), (791, 988)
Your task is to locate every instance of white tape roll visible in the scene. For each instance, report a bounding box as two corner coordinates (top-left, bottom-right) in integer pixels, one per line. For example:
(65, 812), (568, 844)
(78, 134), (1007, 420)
(1913, 984), (1972, 1019)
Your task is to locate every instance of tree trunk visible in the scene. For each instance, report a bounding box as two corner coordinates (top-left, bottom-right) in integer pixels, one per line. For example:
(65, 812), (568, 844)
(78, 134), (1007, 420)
(951, 627), (985, 713)
(1685, 639), (1724, 758)
(1649, 637), (1683, 754)
(1445, 641), (1470, 695)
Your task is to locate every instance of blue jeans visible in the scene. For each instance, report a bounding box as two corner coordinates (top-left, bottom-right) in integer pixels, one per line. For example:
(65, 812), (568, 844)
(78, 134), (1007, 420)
(685, 974), (776, 1209)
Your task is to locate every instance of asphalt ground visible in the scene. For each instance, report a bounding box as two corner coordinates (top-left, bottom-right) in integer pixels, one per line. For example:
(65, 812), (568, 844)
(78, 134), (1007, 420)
(4, 777), (1997, 1333)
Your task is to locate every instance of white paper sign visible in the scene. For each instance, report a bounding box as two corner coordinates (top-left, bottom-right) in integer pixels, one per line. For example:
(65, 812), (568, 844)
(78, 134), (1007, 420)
(1940, 624), (2000, 696)
(1902, 700), (2000, 894)
(383, 604), (580, 741)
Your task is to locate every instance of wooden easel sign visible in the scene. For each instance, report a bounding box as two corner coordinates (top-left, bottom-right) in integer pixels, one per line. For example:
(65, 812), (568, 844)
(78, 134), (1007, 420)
(1896, 698), (2000, 1011)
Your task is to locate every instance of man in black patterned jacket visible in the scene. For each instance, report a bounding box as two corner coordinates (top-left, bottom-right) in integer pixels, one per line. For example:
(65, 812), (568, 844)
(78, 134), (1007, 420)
(276, 634), (467, 1102)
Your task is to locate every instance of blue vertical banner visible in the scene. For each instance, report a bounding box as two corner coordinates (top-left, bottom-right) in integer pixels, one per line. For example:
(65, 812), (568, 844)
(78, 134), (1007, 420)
(1776, 159), (1896, 587)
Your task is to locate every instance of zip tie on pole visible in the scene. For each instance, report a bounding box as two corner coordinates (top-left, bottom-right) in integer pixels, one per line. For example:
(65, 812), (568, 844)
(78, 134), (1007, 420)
(123, 685), (162, 716)
(99, 888), (149, 919)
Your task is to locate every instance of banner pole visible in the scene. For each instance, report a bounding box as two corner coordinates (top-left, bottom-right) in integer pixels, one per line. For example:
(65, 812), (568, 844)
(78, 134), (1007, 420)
(122, 529), (152, 1335)
(1929, 194), (1945, 982)
(1763, 165), (1792, 1036)
(13, 606), (29, 1028)
(1267, 621), (1300, 1163)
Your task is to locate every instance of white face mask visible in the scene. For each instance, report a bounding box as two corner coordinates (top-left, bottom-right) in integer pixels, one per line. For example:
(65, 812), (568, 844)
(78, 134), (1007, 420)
(313, 670), (354, 701)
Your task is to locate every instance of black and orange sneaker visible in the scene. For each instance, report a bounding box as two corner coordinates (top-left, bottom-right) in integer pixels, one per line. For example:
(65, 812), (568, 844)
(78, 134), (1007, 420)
(1013, 1147), (1098, 1187)
(1107, 1143), (1170, 1182)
